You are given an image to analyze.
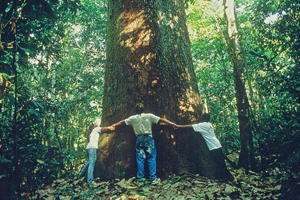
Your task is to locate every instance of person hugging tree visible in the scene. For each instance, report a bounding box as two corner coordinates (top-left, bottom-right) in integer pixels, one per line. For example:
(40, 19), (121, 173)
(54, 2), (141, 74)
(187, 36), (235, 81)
(174, 113), (233, 181)
(113, 103), (176, 184)
(78, 123), (115, 185)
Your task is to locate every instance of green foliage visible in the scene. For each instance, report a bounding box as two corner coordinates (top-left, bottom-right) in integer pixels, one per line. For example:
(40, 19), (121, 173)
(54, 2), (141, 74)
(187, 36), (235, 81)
(1, 0), (299, 197)
(0, 0), (107, 197)
(187, 0), (300, 171)
(187, 0), (240, 152)
(243, 0), (300, 169)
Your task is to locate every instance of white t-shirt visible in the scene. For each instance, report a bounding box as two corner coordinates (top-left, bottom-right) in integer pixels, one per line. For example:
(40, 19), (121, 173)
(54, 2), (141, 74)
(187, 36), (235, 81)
(192, 122), (222, 151)
(86, 127), (101, 149)
(125, 113), (160, 137)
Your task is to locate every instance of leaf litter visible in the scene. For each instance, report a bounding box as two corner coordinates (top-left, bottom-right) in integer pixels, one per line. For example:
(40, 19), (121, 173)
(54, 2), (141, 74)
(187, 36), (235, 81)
(32, 167), (283, 200)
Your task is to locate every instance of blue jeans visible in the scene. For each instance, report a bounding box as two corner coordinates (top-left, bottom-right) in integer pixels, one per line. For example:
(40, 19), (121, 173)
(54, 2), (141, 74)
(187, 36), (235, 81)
(135, 135), (157, 180)
(79, 148), (97, 183)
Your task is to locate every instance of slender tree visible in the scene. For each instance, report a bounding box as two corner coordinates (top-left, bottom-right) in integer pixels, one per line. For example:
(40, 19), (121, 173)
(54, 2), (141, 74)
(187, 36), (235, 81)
(97, 0), (232, 180)
(0, 75), (7, 111)
(223, 0), (257, 170)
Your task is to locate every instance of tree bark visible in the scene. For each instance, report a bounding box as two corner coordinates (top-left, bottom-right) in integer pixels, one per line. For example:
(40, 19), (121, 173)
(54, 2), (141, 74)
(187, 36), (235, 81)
(95, 0), (232, 181)
(223, 0), (257, 171)
(0, 74), (7, 111)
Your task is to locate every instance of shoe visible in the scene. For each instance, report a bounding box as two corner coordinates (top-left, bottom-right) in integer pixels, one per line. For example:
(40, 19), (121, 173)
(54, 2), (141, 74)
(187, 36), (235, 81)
(151, 177), (161, 185)
(88, 181), (98, 187)
(136, 178), (146, 186)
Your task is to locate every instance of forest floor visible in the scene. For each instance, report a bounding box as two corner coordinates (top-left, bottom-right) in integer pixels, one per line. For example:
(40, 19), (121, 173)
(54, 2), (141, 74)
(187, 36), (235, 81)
(31, 152), (299, 200)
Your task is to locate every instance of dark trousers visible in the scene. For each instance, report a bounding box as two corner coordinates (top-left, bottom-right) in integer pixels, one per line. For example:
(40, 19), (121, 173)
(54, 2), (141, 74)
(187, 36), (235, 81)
(210, 148), (233, 181)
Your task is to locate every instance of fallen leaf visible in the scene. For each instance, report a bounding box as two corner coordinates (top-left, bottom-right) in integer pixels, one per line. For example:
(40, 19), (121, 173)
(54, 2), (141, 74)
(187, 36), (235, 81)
(116, 178), (126, 188)
(224, 185), (235, 195)
(36, 159), (44, 164)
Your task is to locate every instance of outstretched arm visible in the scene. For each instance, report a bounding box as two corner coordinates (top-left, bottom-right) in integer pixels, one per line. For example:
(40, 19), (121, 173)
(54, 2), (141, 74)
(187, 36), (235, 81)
(112, 120), (126, 127)
(177, 124), (193, 128)
(159, 118), (175, 126)
(173, 124), (193, 129)
(100, 125), (115, 133)
(100, 120), (126, 134)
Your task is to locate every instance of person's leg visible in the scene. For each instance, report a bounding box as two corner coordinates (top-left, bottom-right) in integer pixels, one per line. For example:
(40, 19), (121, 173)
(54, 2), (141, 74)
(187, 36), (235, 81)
(79, 163), (89, 177)
(87, 148), (97, 184)
(78, 150), (89, 177)
(136, 136), (146, 179)
(146, 137), (157, 181)
(211, 148), (233, 181)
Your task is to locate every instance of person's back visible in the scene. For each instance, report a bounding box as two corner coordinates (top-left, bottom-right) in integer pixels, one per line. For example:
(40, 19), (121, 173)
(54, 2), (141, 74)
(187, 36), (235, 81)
(175, 113), (234, 181)
(112, 103), (175, 184)
(125, 113), (160, 137)
(192, 121), (221, 151)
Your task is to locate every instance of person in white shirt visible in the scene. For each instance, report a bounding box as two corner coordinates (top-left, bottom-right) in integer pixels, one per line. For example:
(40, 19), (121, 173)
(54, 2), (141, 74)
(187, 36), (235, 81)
(78, 123), (115, 184)
(174, 113), (233, 181)
(114, 103), (175, 184)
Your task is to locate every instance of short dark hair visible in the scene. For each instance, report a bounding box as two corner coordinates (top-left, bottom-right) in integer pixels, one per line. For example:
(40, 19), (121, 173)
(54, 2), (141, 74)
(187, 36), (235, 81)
(86, 123), (98, 139)
(135, 103), (144, 114)
(202, 113), (210, 122)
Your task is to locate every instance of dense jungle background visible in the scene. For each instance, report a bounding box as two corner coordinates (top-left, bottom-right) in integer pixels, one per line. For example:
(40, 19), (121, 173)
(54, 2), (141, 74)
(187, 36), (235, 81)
(0, 0), (299, 199)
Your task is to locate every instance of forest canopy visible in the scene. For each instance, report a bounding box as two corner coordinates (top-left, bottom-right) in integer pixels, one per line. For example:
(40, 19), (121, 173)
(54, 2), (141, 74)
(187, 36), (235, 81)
(0, 0), (299, 199)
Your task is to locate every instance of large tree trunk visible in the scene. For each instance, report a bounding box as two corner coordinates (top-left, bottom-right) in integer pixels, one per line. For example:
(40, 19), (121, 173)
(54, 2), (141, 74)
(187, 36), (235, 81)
(97, 0), (230, 181)
(223, 0), (257, 171)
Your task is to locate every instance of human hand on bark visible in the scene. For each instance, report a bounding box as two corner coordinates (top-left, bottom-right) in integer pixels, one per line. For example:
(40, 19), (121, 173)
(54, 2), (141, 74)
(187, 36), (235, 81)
(107, 125), (115, 131)
(173, 124), (179, 130)
(101, 125), (116, 133)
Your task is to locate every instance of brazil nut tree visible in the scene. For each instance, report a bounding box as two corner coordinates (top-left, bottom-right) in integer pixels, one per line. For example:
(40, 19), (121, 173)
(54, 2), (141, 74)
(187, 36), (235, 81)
(96, 0), (232, 181)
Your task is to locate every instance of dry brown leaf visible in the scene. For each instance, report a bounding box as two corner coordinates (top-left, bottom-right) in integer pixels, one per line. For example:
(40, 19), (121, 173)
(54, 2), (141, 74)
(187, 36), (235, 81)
(208, 186), (220, 194)
(205, 191), (214, 199)
(193, 180), (205, 185)
(266, 184), (281, 191)
(274, 184), (281, 190)
(46, 194), (55, 200)
(116, 178), (126, 188)
(224, 185), (235, 195)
